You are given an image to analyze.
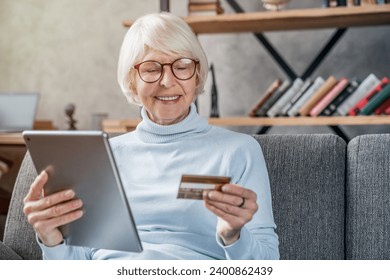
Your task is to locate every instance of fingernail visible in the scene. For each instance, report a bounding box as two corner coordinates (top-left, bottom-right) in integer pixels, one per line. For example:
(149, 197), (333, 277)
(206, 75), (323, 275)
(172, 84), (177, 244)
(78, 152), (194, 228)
(76, 210), (84, 218)
(74, 199), (83, 207)
(65, 190), (74, 197)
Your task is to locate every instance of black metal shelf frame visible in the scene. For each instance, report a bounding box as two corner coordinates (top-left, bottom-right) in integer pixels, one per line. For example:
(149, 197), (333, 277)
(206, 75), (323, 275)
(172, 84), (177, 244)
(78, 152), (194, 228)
(226, 0), (350, 141)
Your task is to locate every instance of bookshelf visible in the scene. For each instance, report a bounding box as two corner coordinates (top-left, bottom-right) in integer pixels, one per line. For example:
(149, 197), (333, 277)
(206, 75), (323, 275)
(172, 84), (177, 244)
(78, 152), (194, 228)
(122, 3), (390, 141)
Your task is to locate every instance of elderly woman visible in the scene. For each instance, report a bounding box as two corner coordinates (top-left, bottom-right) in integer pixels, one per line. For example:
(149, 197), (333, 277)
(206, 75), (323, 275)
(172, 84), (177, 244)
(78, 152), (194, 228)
(23, 12), (279, 260)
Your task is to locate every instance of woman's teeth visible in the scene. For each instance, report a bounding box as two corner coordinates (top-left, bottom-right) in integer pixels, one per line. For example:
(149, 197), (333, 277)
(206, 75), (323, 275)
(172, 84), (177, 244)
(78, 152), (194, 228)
(157, 96), (179, 101)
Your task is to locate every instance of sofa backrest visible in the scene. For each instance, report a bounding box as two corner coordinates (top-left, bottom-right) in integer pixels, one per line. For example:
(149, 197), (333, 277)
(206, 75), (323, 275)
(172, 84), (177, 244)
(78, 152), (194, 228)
(254, 134), (346, 260)
(346, 134), (390, 260)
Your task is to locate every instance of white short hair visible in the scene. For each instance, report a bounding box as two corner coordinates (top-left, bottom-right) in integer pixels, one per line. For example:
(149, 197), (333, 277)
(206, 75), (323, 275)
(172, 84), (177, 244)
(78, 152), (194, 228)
(117, 12), (208, 105)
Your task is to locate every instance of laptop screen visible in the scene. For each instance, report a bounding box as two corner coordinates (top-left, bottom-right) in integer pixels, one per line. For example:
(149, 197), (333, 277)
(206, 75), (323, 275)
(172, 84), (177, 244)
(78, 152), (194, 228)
(0, 93), (39, 132)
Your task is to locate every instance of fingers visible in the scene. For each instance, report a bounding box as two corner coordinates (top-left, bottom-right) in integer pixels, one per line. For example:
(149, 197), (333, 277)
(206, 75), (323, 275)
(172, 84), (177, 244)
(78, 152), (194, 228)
(22, 171), (84, 247)
(34, 209), (83, 247)
(204, 184), (257, 209)
(24, 188), (77, 215)
(23, 171), (48, 203)
(26, 198), (83, 225)
(33, 208), (84, 235)
(204, 184), (259, 229)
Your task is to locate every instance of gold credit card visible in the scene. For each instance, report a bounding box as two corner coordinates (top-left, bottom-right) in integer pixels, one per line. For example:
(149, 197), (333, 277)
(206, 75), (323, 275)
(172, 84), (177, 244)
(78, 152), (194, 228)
(177, 174), (231, 200)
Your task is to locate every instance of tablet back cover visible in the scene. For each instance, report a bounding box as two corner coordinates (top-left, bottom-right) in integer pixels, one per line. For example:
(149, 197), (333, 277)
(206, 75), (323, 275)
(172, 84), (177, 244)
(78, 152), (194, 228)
(23, 130), (142, 252)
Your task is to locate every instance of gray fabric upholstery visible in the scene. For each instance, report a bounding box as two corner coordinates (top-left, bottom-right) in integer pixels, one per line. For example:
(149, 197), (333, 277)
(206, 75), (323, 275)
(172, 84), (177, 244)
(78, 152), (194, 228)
(0, 241), (22, 260)
(2, 152), (41, 260)
(254, 134), (346, 260)
(346, 134), (390, 260)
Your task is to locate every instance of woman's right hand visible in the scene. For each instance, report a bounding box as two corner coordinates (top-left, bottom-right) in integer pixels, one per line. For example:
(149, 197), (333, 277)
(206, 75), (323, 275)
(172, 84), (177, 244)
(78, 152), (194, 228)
(23, 171), (83, 247)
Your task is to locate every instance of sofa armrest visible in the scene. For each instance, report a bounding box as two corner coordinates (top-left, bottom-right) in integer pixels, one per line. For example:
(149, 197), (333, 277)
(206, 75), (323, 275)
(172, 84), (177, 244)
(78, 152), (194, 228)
(0, 240), (22, 260)
(3, 152), (42, 260)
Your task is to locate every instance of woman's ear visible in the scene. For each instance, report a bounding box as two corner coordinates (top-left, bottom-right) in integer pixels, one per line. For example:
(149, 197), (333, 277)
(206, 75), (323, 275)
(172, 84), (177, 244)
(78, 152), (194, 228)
(129, 81), (136, 93)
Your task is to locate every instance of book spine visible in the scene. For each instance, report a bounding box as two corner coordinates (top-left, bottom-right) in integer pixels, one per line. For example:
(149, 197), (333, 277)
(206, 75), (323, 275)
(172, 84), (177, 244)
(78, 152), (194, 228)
(280, 79), (312, 116)
(359, 84), (390, 115)
(337, 0), (347, 5)
(374, 97), (390, 115)
(257, 80), (291, 117)
(248, 79), (282, 117)
(321, 0), (330, 7)
(309, 78), (349, 117)
(320, 80), (359, 116)
(287, 77), (325, 117)
(353, 0), (361, 4)
(299, 76), (338, 116)
(348, 77), (389, 116)
(385, 104), (390, 115)
(266, 78), (303, 117)
(336, 73), (380, 116)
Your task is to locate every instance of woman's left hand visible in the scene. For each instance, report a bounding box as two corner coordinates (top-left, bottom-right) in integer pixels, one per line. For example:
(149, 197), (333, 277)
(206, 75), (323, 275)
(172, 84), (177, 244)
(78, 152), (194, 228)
(204, 184), (258, 246)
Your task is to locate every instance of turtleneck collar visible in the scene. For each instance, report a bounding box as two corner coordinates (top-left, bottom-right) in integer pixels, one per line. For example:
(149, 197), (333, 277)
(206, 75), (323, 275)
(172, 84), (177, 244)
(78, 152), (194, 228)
(136, 103), (211, 143)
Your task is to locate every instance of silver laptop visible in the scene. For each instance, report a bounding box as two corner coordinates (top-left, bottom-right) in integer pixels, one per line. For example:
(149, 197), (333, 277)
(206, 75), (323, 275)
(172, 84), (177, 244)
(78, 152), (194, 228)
(23, 130), (143, 252)
(0, 93), (39, 132)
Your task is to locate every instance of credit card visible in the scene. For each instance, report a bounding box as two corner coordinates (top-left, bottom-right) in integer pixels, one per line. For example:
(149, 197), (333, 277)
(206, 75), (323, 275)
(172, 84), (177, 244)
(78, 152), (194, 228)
(177, 174), (231, 200)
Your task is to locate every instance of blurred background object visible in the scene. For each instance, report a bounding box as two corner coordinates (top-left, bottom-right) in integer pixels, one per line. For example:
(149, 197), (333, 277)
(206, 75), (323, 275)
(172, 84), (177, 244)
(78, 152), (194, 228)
(261, 0), (291, 10)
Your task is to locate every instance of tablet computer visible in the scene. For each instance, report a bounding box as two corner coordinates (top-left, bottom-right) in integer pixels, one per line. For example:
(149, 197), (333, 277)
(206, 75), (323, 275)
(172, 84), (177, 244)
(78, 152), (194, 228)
(23, 130), (143, 253)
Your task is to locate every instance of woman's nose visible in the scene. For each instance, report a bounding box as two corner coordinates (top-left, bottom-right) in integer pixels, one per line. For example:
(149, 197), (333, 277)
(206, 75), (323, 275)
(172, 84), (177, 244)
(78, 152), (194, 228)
(159, 65), (175, 88)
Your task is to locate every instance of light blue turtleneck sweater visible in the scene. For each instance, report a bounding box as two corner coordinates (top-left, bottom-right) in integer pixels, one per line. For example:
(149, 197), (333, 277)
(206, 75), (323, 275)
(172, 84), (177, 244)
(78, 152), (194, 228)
(39, 104), (279, 259)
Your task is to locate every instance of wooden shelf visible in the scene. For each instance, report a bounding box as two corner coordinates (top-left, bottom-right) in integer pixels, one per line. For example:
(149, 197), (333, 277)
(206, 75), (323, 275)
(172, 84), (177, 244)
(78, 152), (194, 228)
(122, 6), (390, 33)
(102, 116), (390, 133)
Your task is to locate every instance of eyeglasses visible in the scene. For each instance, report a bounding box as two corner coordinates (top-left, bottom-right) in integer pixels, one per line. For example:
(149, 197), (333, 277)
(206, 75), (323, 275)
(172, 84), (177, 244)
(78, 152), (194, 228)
(133, 58), (199, 83)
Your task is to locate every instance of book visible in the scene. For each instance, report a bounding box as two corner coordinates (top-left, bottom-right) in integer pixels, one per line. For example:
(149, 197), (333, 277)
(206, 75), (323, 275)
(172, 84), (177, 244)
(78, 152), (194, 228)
(257, 80), (291, 117)
(337, 0), (347, 5)
(359, 84), (390, 115)
(266, 78), (304, 117)
(309, 78), (349, 117)
(348, 77), (389, 116)
(322, 80), (360, 116)
(248, 79), (282, 117)
(287, 77), (325, 117)
(336, 73), (381, 116)
(280, 79), (312, 116)
(299, 76), (338, 116)
(374, 97), (390, 115)
(188, 0), (224, 15)
(386, 104), (390, 114)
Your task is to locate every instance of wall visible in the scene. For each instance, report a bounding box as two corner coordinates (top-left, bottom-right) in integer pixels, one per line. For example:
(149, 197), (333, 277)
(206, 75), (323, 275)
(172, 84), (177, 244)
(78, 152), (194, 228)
(1, 0), (389, 137)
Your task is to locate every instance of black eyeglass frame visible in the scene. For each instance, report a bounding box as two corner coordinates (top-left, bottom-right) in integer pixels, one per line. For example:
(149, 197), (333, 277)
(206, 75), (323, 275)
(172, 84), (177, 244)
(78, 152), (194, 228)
(133, 58), (199, 83)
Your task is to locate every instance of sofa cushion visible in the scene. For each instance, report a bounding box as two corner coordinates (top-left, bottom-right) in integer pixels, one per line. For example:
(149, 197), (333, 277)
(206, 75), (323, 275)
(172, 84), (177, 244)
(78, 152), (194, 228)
(3, 152), (42, 260)
(346, 134), (390, 260)
(254, 134), (346, 260)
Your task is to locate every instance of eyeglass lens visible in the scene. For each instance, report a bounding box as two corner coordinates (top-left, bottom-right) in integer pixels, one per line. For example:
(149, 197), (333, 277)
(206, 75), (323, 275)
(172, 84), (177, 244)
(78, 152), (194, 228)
(137, 58), (196, 83)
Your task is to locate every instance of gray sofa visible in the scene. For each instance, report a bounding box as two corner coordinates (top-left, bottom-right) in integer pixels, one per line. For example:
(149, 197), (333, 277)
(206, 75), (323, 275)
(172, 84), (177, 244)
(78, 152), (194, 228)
(1, 133), (389, 260)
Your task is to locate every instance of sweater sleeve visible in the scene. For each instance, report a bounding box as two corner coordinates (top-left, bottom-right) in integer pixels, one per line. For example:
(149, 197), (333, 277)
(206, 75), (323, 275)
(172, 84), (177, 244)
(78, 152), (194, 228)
(38, 236), (92, 260)
(218, 136), (280, 260)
